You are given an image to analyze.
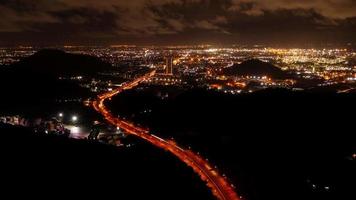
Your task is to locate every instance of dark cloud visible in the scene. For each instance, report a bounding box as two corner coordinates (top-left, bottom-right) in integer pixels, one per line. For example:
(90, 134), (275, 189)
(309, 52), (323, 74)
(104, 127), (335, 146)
(230, 0), (356, 19)
(0, 0), (355, 45)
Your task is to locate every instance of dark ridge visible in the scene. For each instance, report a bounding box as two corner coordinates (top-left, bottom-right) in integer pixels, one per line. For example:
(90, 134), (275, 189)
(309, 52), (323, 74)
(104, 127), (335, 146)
(223, 59), (291, 79)
(106, 87), (356, 200)
(0, 49), (108, 113)
(0, 123), (214, 200)
(13, 49), (114, 77)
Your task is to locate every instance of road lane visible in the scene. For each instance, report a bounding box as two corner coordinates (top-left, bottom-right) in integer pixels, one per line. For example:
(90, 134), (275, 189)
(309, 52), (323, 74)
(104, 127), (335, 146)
(92, 71), (240, 200)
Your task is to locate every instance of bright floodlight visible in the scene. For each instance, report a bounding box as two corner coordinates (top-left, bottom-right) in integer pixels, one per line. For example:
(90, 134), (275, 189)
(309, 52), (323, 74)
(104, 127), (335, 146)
(72, 115), (78, 122)
(58, 113), (63, 117)
(71, 126), (80, 134)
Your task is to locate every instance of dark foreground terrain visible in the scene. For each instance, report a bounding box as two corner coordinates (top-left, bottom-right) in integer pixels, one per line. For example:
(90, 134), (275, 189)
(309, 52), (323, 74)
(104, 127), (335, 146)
(0, 123), (214, 200)
(107, 87), (356, 200)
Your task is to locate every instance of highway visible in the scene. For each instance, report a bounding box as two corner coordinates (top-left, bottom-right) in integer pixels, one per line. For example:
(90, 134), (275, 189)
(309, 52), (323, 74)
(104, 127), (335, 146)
(338, 87), (356, 93)
(92, 71), (240, 200)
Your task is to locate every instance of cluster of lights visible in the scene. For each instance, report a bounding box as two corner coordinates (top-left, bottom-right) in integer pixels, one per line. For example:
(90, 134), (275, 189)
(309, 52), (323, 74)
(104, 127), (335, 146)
(2, 46), (356, 90)
(58, 112), (78, 122)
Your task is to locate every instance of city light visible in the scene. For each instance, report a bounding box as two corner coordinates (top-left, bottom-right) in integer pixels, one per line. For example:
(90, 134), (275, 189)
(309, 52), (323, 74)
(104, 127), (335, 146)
(58, 113), (63, 117)
(72, 115), (78, 122)
(70, 126), (80, 134)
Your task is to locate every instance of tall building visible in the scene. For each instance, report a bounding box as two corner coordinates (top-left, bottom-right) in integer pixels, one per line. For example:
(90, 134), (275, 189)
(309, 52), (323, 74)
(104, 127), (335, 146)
(166, 56), (173, 75)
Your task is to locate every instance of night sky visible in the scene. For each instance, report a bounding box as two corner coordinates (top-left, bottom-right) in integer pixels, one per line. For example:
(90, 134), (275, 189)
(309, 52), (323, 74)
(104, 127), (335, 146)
(1, 0), (356, 46)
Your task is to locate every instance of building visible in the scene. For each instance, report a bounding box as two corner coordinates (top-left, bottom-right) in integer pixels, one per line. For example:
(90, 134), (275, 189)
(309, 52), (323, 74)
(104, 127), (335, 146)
(144, 74), (183, 86)
(166, 56), (173, 75)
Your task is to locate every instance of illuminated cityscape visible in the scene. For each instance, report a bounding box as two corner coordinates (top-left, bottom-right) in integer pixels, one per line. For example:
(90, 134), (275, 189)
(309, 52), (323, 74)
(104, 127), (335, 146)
(1, 1), (355, 200)
(1, 46), (356, 93)
(1, 45), (355, 200)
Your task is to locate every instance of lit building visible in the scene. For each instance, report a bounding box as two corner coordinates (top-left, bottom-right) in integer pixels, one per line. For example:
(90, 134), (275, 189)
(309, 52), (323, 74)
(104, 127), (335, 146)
(144, 74), (183, 86)
(166, 56), (174, 75)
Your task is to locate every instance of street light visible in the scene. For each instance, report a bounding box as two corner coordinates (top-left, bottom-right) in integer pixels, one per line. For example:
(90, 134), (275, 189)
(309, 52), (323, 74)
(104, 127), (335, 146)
(72, 115), (78, 122)
(58, 113), (63, 117)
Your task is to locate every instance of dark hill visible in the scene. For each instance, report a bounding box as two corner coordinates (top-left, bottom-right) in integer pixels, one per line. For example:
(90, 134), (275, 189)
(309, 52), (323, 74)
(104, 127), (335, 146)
(106, 88), (356, 200)
(13, 49), (114, 77)
(0, 49), (111, 114)
(0, 123), (214, 200)
(223, 59), (290, 79)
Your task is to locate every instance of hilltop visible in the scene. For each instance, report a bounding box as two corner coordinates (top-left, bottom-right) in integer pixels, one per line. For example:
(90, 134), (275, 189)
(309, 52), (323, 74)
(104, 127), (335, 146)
(12, 49), (115, 77)
(223, 59), (291, 79)
(0, 49), (114, 114)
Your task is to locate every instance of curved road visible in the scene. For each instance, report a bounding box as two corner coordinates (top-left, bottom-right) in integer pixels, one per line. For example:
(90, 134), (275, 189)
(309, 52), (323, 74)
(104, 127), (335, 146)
(92, 71), (240, 200)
